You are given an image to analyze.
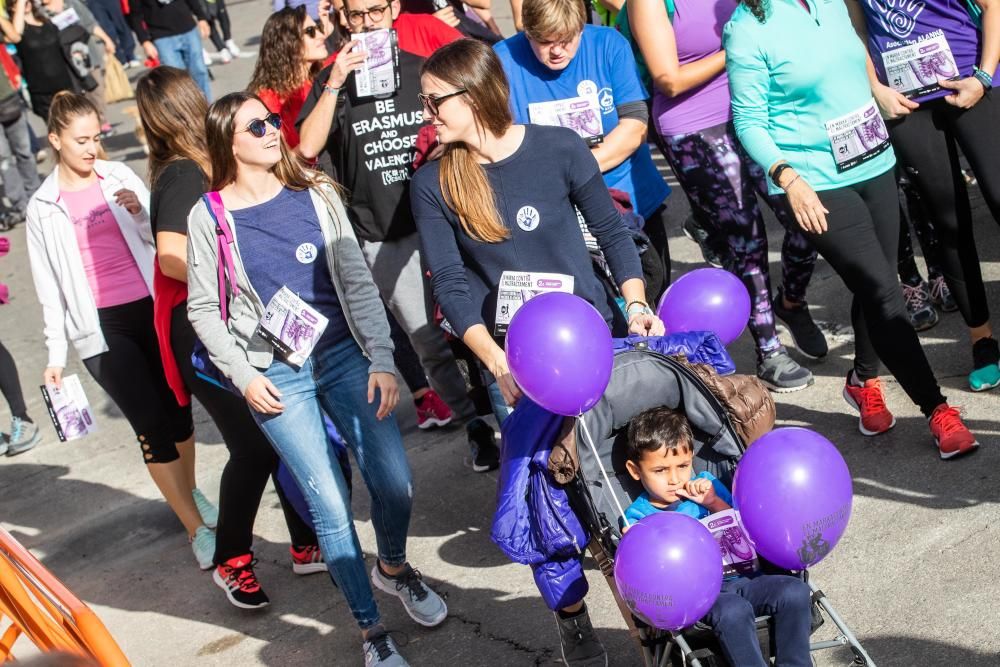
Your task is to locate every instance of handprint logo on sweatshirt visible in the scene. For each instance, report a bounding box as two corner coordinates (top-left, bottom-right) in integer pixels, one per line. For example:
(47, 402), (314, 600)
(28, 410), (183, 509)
(866, 0), (926, 39)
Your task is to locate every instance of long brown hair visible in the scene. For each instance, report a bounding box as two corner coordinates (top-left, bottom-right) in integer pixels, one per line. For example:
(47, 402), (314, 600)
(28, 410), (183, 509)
(248, 7), (316, 97)
(135, 67), (212, 187)
(421, 39), (512, 243)
(205, 91), (341, 197)
(47, 91), (107, 160)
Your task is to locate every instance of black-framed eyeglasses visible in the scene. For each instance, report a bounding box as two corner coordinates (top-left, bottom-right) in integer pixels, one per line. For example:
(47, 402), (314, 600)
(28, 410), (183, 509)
(239, 113), (282, 138)
(345, 1), (392, 25)
(303, 22), (325, 38)
(417, 89), (467, 116)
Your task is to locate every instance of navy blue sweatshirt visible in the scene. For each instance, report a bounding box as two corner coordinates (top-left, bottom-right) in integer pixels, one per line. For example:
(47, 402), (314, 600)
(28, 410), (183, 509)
(410, 124), (643, 341)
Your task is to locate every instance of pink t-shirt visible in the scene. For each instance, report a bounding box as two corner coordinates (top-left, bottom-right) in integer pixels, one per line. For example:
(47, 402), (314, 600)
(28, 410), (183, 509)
(62, 181), (149, 308)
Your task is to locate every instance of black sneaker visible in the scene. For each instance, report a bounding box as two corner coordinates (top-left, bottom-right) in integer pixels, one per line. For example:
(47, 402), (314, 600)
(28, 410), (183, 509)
(682, 213), (726, 268)
(902, 282), (939, 331)
(927, 275), (958, 313)
(554, 604), (607, 666)
(757, 351), (814, 393)
(771, 288), (828, 359)
(467, 417), (499, 472)
(213, 554), (270, 610)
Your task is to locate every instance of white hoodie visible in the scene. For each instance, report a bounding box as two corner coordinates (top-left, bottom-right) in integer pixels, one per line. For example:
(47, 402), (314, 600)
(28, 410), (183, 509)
(26, 160), (155, 369)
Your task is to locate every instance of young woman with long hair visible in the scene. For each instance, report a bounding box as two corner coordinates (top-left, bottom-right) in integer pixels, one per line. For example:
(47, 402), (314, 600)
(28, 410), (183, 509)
(136, 67), (323, 610)
(187, 91), (446, 666)
(409, 40), (664, 664)
(25, 91), (216, 567)
(724, 0), (978, 458)
(249, 6), (329, 149)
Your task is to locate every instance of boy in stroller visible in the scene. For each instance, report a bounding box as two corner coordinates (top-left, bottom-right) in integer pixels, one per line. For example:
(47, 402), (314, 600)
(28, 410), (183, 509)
(623, 406), (813, 667)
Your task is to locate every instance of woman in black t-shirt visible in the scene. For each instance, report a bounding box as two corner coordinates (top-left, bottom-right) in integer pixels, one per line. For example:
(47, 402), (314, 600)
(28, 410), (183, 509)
(136, 66), (323, 610)
(5, 0), (75, 120)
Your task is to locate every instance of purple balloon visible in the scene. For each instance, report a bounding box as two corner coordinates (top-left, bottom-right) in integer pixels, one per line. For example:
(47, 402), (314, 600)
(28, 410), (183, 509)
(614, 512), (723, 631)
(657, 268), (751, 345)
(505, 292), (613, 416)
(733, 428), (853, 570)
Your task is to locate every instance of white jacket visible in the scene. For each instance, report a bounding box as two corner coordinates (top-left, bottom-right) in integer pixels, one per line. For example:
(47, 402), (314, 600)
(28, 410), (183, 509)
(26, 160), (155, 369)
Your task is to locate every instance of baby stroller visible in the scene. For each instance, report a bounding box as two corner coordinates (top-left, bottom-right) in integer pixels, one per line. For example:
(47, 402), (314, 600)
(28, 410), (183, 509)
(495, 341), (876, 667)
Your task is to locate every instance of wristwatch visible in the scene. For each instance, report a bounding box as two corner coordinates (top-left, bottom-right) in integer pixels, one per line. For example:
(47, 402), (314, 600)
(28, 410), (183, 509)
(770, 163), (793, 188)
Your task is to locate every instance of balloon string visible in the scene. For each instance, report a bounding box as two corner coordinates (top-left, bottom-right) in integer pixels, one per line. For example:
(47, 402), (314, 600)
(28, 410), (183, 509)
(577, 415), (632, 528)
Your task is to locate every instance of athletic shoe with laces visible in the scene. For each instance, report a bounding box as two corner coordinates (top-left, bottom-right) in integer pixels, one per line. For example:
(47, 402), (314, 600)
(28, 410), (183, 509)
(415, 390), (453, 429)
(467, 417), (499, 472)
(771, 288), (828, 359)
(370, 562), (447, 627)
(363, 627), (409, 667)
(190, 525), (216, 570)
(901, 282), (939, 331)
(290, 544), (326, 575)
(969, 337), (1000, 392)
(682, 214), (725, 268)
(554, 604), (607, 666)
(842, 373), (895, 436)
(217, 47), (233, 64)
(756, 351), (814, 393)
(225, 39), (242, 57)
(929, 404), (978, 459)
(213, 554), (270, 609)
(927, 275), (957, 312)
(6, 417), (38, 455)
(192, 488), (218, 529)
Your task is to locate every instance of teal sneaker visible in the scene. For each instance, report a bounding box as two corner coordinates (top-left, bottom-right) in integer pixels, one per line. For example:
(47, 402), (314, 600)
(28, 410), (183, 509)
(191, 525), (216, 570)
(969, 338), (1000, 392)
(192, 488), (218, 529)
(7, 417), (39, 455)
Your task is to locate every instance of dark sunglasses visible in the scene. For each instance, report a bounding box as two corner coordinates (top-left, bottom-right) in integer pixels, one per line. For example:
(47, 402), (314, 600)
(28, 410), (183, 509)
(239, 113), (282, 138)
(303, 23), (325, 38)
(417, 89), (467, 116)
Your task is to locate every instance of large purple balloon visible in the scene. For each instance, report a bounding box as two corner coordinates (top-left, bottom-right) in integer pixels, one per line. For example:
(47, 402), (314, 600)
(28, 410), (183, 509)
(505, 292), (613, 416)
(614, 512), (723, 630)
(657, 268), (751, 345)
(733, 428), (853, 570)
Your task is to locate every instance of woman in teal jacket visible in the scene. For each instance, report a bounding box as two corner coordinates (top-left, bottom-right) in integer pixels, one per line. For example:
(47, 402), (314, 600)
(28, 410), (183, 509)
(724, 0), (977, 459)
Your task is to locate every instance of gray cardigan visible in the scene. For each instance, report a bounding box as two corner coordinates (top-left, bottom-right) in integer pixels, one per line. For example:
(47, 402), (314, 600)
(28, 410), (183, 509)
(186, 184), (394, 394)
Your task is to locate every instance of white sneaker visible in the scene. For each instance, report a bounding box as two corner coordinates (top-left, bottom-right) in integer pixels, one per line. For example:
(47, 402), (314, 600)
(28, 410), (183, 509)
(217, 48), (233, 64)
(225, 39), (242, 57)
(203, 49), (213, 66)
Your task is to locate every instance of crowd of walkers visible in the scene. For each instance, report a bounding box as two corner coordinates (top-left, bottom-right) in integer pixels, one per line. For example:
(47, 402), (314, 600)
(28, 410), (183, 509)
(0, 0), (996, 664)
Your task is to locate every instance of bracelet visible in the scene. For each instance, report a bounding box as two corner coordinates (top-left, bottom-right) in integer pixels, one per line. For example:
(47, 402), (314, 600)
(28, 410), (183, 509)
(973, 67), (993, 91)
(323, 83), (340, 96)
(781, 174), (801, 191)
(625, 300), (649, 313)
(770, 163), (792, 188)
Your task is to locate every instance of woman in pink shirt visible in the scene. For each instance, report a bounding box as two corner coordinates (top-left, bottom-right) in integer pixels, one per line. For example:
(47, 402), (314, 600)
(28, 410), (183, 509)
(26, 91), (218, 569)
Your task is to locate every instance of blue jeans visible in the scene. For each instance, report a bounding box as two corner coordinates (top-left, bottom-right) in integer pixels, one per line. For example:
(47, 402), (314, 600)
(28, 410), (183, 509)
(153, 27), (211, 100)
(252, 337), (412, 629)
(0, 111), (40, 210)
(704, 574), (812, 667)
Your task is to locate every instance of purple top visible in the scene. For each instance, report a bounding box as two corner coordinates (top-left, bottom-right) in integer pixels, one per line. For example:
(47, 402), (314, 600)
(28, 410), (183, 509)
(860, 0), (981, 102)
(653, 0), (739, 137)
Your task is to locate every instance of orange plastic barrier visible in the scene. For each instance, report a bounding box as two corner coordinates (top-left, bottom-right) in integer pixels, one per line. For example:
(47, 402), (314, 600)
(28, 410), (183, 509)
(0, 526), (129, 665)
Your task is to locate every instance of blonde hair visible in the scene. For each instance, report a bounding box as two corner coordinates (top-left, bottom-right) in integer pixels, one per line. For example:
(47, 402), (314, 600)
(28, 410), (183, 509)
(522, 0), (586, 42)
(421, 40), (511, 244)
(47, 91), (106, 160)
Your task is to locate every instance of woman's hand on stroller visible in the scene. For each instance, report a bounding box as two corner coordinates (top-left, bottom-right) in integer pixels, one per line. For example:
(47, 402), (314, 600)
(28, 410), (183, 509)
(627, 310), (665, 337)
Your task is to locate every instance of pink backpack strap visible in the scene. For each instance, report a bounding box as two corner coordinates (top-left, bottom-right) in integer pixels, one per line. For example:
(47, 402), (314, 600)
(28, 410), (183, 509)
(203, 192), (241, 322)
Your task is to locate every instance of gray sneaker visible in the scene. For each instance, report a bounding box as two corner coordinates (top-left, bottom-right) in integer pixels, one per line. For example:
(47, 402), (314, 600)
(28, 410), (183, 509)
(902, 282), (939, 331)
(757, 351), (814, 393)
(7, 417), (39, 455)
(554, 604), (607, 666)
(363, 627), (409, 667)
(371, 563), (447, 627)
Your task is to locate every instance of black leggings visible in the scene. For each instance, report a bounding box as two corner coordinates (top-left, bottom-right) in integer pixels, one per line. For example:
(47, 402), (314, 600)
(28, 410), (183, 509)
(204, 0), (233, 51)
(781, 170), (945, 416)
(170, 304), (317, 563)
(83, 298), (193, 463)
(888, 94), (1000, 329)
(642, 205), (671, 304)
(0, 339), (28, 421)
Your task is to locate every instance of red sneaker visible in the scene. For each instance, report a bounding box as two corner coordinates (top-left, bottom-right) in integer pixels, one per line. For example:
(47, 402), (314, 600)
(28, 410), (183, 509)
(842, 375), (896, 435)
(929, 404), (979, 460)
(290, 544), (326, 576)
(415, 390), (453, 429)
(213, 554), (269, 609)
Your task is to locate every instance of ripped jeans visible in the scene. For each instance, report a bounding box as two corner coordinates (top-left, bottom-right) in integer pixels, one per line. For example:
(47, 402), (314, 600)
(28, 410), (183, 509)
(253, 336), (412, 629)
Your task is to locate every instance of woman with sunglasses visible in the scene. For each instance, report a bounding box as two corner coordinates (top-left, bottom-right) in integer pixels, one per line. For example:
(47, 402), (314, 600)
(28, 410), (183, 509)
(137, 67), (325, 610)
(250, 6), (330, 149)
(26, 92), (217, 567)
(188, 91), (447, 666)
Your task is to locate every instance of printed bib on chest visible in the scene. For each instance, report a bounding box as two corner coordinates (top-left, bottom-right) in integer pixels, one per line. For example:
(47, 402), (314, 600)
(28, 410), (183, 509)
(701, 509), (759, 578)
(880, 30), (959, 98)
(527, 95), (605, 146)
(824, 99), (891, 173)
(256, 286), (329, 368)
(494, 271), (574, 336)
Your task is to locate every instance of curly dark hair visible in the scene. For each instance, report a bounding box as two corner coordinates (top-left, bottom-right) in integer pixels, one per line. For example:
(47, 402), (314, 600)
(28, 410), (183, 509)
(248, 6), (315, 97)
(625, 406), (694, 464)
(741, 0), (769, 22)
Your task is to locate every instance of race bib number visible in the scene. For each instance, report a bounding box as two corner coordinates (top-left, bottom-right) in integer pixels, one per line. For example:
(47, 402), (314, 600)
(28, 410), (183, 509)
(880, 30), (960, 99)
(824, 99), (890, 173)
(40, 374), (97, 442)
(527, 96), (604, 146)
(256, 286), (329, 368)
(495, 271), (574, 336)
(50, 8), (81, 30)
(351, 29), (400, 98)
(701, 509), (759, 578)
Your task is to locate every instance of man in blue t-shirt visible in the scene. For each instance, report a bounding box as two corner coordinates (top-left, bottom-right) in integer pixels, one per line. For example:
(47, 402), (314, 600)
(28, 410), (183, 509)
(494, 0), (672, 303)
